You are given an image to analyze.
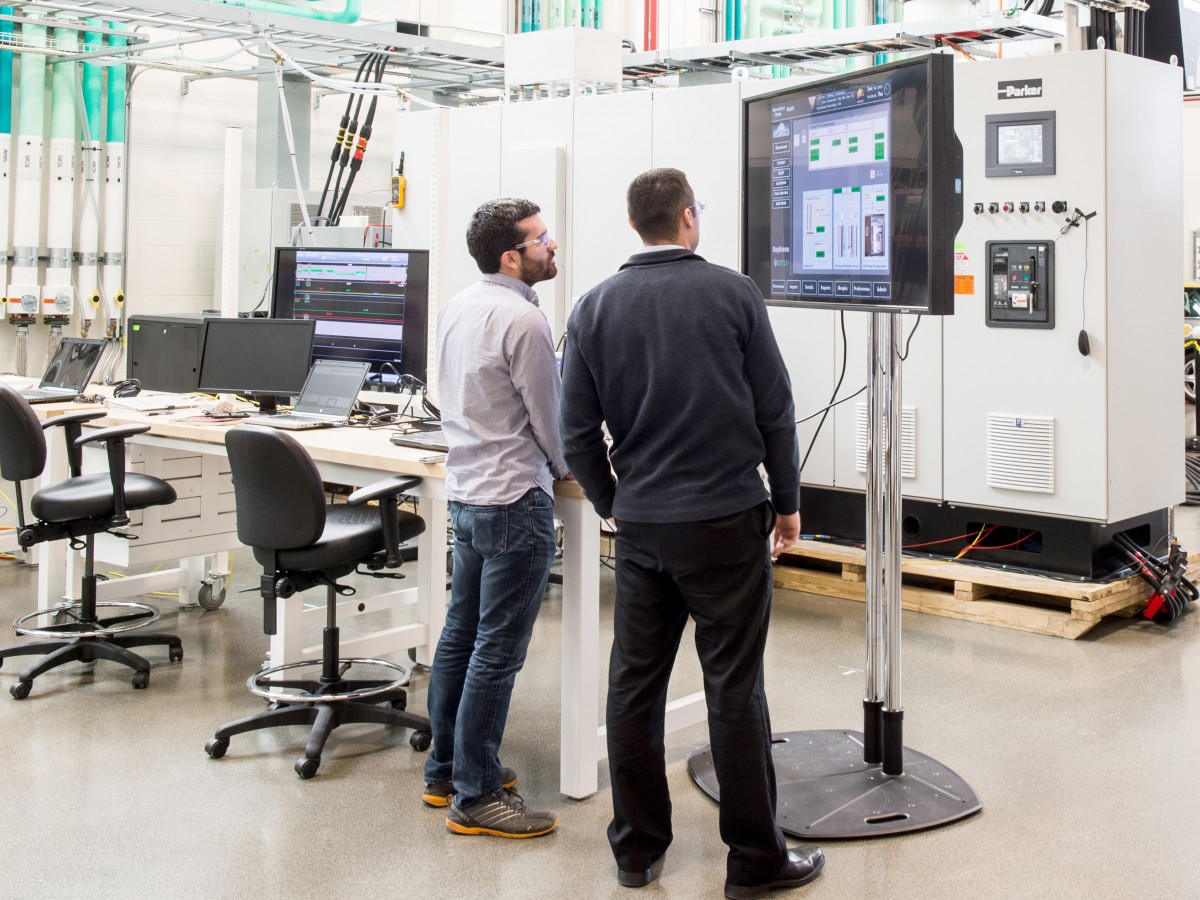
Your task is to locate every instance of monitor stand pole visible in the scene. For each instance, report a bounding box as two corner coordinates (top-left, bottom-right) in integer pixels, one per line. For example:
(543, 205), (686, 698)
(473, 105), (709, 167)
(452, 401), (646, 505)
(689, 312), (981, 838)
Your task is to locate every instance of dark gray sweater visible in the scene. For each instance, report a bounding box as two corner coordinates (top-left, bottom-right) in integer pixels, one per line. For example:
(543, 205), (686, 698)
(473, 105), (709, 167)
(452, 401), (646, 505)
(560, 248), (800, 523)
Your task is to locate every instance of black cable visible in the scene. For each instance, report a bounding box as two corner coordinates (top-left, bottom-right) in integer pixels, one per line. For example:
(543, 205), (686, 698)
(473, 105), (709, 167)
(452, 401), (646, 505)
(317, 53), (374, 222)
(898, 315), (922, 361)
(327, 52), (379, 226)
(798, 311), (848, 474)
(332, 50), (389, 226)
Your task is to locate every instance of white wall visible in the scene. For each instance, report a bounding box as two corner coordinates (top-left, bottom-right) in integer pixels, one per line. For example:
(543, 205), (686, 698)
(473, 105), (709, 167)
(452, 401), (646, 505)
(1184, 99), (1200, 284)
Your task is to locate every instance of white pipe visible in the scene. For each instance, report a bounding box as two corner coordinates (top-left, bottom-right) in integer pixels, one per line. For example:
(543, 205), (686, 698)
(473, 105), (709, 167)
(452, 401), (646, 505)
(217, 126), (241, 317)
(77, 21), (104, 327)
(101, 25), (128, 336)
(44, 15), (78, 323)
(7, 24), (46, 329)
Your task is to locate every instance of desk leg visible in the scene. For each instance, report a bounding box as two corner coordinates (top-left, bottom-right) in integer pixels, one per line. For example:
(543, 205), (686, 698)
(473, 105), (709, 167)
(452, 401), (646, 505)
(557, 496), (601, 799)
(415, 496), (448, 667)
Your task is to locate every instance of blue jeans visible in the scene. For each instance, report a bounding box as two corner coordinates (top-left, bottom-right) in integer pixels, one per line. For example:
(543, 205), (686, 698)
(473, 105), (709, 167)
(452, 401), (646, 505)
(423, 487), (556, 807)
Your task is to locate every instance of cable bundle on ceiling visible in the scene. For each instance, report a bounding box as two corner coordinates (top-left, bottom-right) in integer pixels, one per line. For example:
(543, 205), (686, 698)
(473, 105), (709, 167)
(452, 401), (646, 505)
(316, 47), (391, 227)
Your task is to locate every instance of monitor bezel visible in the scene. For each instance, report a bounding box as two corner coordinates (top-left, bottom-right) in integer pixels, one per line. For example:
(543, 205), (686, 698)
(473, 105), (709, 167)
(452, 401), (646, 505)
(742, 52), (963, 316)
(270, 245), (431, 385)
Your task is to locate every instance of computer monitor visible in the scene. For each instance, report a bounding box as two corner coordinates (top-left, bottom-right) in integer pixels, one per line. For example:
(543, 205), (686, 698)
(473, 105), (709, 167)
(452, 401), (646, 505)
(195, 317), (316, 413)
(743, 53), (963, 315)
(270, 246), (431, 387)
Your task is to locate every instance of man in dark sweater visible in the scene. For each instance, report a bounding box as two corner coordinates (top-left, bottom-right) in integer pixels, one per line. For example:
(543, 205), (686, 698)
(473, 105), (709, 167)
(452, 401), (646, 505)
(560, 168), (824, 899)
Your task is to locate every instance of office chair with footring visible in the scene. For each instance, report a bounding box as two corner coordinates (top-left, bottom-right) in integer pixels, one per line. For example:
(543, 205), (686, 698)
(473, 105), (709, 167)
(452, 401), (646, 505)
(204, 425), (432, 779)
(0, 384), (183, 699)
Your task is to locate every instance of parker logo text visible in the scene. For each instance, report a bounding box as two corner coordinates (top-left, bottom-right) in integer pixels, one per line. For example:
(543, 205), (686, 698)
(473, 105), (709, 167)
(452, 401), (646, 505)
(998, 79), (1043, 100)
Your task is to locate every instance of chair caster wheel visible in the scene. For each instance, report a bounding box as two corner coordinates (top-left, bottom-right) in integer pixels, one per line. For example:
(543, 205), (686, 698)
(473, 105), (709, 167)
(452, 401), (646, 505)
(410, 730), (432, 751)
(205, 737), (229, 759)
(131, 672), (150, 690)
(10, 681), (31, 700)
(169, 646), (184, 663)
(390, 695), (407, 711)
(296, 756), (321, 779)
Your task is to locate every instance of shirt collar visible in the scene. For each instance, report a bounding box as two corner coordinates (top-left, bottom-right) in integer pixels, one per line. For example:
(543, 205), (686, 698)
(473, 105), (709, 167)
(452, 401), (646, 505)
(482, 272), (539, 306)
(638, 244), (687, 253)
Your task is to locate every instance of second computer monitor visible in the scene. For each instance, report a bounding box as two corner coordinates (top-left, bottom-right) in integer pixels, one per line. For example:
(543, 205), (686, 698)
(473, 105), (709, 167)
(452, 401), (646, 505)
(271, 246), (431, 387)
(196, 317), (316, 412)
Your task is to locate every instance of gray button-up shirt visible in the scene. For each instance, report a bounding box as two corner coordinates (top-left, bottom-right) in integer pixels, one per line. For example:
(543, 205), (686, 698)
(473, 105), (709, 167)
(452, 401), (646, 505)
(435, 273), (569, 505)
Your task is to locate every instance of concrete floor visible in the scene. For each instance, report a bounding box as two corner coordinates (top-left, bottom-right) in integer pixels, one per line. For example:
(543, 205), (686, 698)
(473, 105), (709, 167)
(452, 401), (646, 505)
(1, 508), (1199, 900)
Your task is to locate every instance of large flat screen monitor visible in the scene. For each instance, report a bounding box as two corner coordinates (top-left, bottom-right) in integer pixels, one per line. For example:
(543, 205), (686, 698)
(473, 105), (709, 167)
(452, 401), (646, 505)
(196, 317), (316, 413)
(744, 53), (963, 315)
(271, 247), (431, 385)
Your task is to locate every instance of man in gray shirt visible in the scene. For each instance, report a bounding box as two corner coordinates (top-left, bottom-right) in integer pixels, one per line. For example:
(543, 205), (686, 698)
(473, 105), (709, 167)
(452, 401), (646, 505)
(422, 198), (568, 839)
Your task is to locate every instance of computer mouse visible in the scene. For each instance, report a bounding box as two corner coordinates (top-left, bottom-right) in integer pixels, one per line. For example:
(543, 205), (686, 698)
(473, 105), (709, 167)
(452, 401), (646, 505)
(1077, 330), (1090, 357)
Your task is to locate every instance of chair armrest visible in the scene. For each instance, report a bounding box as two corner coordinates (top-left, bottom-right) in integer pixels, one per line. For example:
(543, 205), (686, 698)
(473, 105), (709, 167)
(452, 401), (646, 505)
(346, 475), (421, 506)
(42, 410), (110, 476)
(74, 424), (151, 527)
(348, 475), (422, 569)
(73, 424), (151, 447)
(40, 409), (108, 430)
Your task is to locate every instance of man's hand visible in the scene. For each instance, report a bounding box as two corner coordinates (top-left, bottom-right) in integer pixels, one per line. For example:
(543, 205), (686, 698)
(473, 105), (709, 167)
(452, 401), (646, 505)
(771, 511), (800, 560)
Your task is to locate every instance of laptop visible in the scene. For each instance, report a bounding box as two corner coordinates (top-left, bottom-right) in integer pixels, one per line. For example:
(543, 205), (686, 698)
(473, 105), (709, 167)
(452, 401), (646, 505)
(254, 359), (370, 430)
(21, 338), (107, 403)
(390, 428), (448, 453)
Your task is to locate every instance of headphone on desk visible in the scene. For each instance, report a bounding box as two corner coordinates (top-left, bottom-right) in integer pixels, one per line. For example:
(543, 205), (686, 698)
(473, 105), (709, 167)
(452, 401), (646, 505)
(112, 378), (142, 398)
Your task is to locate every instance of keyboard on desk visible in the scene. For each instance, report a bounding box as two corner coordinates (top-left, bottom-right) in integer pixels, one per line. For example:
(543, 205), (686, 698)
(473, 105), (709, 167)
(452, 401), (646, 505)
(390, 428), (448, 453)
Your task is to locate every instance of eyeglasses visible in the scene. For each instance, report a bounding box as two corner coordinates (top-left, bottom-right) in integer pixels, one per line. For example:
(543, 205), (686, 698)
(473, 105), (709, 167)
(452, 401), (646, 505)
(513, 233), (553, 251)
(687, 202), (707, 217)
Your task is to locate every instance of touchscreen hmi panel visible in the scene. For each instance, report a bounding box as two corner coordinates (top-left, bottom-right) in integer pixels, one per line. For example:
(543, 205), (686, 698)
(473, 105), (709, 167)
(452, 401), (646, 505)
(744, 54), (962, 315)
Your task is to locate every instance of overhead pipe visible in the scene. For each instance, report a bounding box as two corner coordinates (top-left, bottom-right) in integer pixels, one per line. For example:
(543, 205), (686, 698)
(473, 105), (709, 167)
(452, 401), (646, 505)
(206, 0), (361, 24)
(102, 22), (127, 344)
(44, 13), (78, 342)
(6, 22), (47, 347)
(78, 18), (104, 332)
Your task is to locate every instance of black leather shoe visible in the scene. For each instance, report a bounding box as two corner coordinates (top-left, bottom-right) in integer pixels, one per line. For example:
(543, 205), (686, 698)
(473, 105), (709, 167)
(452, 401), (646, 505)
(617, 854), (665, 888)
(724, 846), (825, 899)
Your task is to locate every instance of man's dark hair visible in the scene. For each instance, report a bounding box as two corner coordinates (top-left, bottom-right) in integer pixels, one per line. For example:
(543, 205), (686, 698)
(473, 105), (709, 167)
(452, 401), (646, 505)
(627, 168), (693, 243)
(466, 198), (541, 274)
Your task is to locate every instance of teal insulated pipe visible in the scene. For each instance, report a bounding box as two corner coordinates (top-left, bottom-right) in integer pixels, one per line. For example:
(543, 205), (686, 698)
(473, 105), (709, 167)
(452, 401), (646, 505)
(17, 23), (46, 138)
(106, 23), (126, 144)
(582, 0), (595, 28)
(0, 8), (13, 135)
(207, 0), (361, 24)
(82, 20), (102, 136)
(50, 22), (77, 142)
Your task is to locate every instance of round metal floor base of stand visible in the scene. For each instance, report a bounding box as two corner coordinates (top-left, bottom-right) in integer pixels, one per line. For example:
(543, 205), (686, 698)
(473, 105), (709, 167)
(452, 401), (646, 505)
(687, 729), (981, 839)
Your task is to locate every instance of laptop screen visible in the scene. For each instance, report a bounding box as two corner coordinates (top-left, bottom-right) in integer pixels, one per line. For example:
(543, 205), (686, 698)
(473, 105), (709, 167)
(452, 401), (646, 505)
(40, 338), (106, 390)
(292, 360), (369, 417)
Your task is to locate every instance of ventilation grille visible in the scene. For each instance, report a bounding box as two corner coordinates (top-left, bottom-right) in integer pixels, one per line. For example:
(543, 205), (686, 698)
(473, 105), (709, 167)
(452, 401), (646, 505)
(986, 413), (1055, 493)
(855, 403), (916, 479)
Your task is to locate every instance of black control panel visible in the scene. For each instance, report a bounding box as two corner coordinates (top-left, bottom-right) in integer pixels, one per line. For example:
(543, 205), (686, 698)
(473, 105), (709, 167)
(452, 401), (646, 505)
(985, 240), (1054, 329)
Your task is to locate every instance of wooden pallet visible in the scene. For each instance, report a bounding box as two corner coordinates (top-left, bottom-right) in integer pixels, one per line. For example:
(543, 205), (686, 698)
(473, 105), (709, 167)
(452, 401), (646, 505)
(772, 540), (1199, 639)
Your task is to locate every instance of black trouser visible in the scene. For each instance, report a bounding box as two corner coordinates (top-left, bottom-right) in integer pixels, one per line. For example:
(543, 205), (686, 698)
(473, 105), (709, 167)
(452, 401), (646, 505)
(606, 501), (787, 884)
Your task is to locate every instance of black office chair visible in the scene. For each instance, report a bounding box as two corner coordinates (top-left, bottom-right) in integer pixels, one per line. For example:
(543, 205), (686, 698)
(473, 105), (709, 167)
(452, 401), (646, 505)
(205, 425), (432, 779)
(0, 384), (183, 699)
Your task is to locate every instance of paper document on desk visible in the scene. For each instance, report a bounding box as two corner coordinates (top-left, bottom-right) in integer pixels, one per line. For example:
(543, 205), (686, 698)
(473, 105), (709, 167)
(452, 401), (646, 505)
(107, 393), (203, 412)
